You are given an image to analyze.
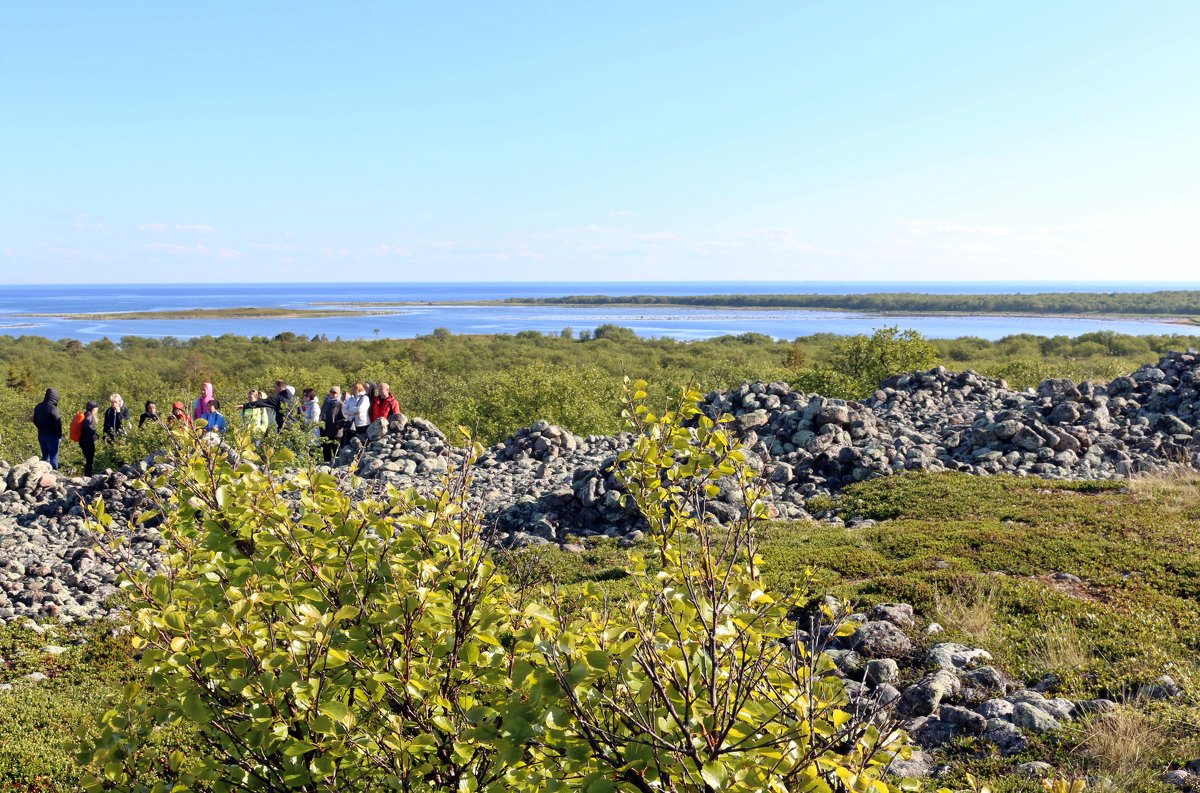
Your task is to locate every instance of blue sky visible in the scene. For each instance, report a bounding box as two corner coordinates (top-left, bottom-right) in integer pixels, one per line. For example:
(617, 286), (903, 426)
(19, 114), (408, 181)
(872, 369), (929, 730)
(2, 2), (1198, 283)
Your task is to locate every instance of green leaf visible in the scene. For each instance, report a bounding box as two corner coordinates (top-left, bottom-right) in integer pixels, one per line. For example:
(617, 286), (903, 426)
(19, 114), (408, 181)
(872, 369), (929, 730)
(701, 760), (728, 789)
(319, 700), (354, 726)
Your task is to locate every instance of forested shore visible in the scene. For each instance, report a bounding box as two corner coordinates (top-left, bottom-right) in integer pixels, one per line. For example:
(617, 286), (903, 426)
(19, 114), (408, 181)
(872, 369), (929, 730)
(498, 290), (1200, 317)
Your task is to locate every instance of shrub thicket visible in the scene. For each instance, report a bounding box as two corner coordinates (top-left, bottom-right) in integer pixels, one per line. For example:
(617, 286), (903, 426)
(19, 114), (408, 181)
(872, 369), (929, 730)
(79, 388), (918, 792)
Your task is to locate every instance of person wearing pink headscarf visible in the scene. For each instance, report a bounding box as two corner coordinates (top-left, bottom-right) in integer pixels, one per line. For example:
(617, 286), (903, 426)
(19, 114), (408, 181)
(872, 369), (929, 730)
(193, 382), (214, 419)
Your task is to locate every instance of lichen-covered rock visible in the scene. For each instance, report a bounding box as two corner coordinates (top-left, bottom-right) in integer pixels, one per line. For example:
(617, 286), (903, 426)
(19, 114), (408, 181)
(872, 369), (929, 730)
(1011, 701), (1060, 733)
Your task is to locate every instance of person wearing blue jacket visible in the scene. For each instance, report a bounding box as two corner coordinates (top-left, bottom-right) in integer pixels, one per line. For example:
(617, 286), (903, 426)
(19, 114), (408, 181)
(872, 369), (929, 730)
(199, 400), (228, 433)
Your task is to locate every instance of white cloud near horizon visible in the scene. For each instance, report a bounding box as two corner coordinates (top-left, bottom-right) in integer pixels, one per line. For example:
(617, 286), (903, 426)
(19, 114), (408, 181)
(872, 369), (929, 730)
(138, 223), (215, 233)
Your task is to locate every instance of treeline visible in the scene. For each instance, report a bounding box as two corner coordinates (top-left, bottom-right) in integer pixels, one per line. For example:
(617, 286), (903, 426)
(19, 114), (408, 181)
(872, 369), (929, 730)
(2, 326), (1198, 471)
(503, 291), (1200, 316)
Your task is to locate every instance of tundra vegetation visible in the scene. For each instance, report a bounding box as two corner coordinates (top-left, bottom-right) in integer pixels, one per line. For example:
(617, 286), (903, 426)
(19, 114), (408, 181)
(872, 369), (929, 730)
(3, 326), (1199, 474)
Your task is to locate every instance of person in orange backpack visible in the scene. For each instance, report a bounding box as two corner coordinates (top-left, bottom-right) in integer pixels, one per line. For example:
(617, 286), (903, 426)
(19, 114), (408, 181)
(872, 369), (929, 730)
(79, 401), (99, 476)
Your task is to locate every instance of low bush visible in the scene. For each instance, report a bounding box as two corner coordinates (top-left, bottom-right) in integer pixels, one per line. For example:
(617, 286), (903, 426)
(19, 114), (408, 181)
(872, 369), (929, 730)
(78, 391), (917, 791)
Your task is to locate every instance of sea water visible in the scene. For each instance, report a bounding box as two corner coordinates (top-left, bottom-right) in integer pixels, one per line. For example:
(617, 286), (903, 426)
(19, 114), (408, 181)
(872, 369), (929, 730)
(0, 282), (1196, 342)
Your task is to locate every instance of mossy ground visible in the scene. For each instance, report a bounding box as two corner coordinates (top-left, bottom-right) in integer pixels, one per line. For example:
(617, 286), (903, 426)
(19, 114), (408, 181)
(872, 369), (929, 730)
(1, 472), (1197, 791)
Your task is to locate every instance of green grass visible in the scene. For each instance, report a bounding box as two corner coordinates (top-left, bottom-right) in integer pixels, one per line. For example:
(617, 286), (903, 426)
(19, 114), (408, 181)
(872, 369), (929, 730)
(0, 619), (193, 792)
(3, 472), (1198, 790)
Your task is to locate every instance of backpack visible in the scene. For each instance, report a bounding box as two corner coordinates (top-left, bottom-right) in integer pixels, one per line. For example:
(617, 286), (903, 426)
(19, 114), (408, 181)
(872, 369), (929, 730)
(69, 412), (85, 443)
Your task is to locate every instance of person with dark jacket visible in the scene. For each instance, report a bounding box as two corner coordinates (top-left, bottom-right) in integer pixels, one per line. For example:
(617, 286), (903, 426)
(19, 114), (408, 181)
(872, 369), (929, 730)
(319, 386), (345, 462)
(32, 388), (63, 470)
(237, 380), (293, 431)
(80, 401), (99, 476)
(139, 401), (160, 428)
(103, 393), (132, 441)
(368, 382), (402, 423)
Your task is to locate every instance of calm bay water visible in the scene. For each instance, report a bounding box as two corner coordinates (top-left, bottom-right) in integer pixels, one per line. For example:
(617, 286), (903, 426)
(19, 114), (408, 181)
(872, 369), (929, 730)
(1, 282), (1197, 342)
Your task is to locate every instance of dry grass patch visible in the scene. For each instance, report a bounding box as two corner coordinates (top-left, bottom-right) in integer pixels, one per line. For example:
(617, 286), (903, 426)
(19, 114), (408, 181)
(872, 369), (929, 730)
(1127, 465), (1200, 512)
(932, 579), (1001, 648)
(1076, 707), (1168, 788)
(1025, 621), (1096, 680)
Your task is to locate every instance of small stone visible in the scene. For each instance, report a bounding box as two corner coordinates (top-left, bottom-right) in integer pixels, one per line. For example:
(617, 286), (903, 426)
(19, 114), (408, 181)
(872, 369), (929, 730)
(939, 704), (986, 735)
(864, 658), (900, 687)
(1138, 674), (1183, 700)
(976, 698), (1015, 719)
(1018, 761), (1054, 778)
(981, 718), (1028, 756)
(925, 642), (991, 670)
(851, 620), (914, 659)
(1163, 770), (1193, 789)
(886, 749), (934, 779)
(868, 603), (915, 628)
(902, 670), (960, 716)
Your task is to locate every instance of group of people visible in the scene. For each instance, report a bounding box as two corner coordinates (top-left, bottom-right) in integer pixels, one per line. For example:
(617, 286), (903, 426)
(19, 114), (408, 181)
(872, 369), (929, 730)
(32, 389), (143, 476)
(31, 379), (404, 475)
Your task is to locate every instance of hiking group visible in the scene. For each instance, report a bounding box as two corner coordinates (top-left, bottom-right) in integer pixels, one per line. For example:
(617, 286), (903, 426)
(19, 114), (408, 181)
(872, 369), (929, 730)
(30, 380), (403, 476)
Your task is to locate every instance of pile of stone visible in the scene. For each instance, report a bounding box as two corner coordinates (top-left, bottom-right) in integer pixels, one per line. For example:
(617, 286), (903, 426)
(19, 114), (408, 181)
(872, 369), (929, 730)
(813, 600), (1184, 783)
(344, 413), (461, 479)
(0, 458), (160, 624)
(339, 414), (638, 545)
(331, 350), (1200, 543)
(707, 349), (1200, 497)
(483, 421), (589, 463)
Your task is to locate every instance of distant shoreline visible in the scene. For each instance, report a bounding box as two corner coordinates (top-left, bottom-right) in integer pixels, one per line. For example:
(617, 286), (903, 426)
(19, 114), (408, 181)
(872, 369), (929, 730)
(310, 297), (1200, 326)
(16, 306), (405, 321)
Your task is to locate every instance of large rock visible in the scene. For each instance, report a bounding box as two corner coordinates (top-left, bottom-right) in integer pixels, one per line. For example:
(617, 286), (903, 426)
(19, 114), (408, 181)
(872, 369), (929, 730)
(366, 418), (388, 441)
(1011, 702), (1060, 733)
(851, 620), (914, 658)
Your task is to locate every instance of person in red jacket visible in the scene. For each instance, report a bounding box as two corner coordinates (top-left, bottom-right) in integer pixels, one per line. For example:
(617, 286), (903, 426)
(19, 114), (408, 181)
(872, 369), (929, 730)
(368, 381), (401, 422)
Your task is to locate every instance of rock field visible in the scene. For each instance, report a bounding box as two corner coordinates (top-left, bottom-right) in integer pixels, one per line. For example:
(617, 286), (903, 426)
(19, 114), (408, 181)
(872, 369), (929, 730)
(2, 350), (1200, 626)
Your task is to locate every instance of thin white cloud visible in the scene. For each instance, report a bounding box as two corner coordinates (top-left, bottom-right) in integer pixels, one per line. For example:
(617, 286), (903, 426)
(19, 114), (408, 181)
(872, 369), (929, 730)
(607, 209), (636, 217)
(141, 242), (213, 255)
(138, 222), (215, 233)
(903, 220), (1012, 236)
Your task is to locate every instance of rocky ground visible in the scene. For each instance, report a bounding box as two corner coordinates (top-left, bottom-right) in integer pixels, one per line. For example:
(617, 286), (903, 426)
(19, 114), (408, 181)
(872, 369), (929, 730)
(821, 599), (1194, 789)
(2, 349), (1200, 626)
(341, 348), (1200, 546)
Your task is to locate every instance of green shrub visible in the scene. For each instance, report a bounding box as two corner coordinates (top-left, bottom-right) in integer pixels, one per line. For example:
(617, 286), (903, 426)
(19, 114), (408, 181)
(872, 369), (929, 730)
(81, 426), (538, 790)
(828, 326), (940, 396)
(79, 389), (919, 791)
(522, 380), (913, 791)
